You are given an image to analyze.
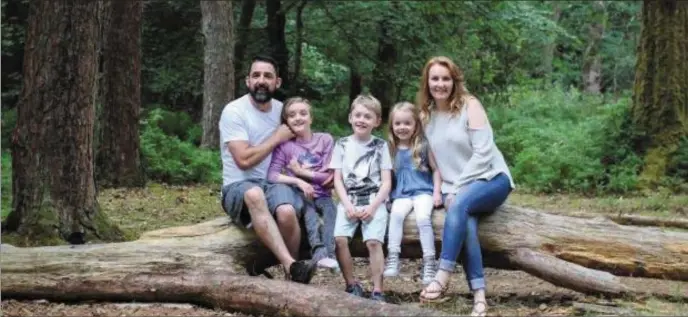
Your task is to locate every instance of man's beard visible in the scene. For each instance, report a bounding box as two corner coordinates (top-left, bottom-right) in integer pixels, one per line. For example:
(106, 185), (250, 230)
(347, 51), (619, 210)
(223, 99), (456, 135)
(249, 85), (274, 103)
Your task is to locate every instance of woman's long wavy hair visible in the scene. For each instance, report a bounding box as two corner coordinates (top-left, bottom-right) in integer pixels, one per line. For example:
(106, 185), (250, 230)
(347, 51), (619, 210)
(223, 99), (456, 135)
(416, 56), (472, 125)
(387, 101), (429, 171)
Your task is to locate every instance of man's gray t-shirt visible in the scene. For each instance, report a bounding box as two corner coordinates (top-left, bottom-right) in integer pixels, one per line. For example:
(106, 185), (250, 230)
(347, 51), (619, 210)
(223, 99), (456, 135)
(219, 94), (283, 186)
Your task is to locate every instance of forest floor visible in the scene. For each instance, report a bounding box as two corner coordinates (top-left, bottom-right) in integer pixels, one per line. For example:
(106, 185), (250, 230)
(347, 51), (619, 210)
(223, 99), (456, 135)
(2, 183), (688, 316)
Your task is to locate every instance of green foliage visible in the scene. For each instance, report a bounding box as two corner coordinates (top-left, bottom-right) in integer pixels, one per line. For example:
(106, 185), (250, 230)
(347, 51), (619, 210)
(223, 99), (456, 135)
(663, 136), (688, 191)
(141, 0), (203, 109)
(1, 150), (12, 219)
(140, 108), (221, 185)
(1, 108), (16, 150)
(488, 85), (642, 194)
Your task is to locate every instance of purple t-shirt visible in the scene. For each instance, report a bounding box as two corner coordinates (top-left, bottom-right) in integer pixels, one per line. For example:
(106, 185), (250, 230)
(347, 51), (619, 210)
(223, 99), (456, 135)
(267, 132), (334, 198)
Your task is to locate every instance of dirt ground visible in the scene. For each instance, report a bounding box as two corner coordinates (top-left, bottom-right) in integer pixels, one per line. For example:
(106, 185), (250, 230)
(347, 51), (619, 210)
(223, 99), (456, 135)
(4, 258), (686, 316)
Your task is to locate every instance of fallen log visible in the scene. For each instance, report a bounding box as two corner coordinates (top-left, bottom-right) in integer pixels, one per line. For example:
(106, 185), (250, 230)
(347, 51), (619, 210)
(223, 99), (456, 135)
(2, 203), (688, 314)
(544, 211), (688, 230)
(603, 214), (688, 230)
(1, 268), (445, 316)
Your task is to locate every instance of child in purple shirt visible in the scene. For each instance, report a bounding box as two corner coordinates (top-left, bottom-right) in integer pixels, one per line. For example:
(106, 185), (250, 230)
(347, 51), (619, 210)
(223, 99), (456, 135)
(267, 97), (339, 269)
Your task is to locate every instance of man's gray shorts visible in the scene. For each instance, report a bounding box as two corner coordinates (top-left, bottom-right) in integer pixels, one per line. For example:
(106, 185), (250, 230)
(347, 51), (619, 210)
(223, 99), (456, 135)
(221, 178), (305, 229)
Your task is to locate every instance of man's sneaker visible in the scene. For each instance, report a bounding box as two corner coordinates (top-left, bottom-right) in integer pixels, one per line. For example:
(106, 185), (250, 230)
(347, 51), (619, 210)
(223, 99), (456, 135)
(421, 255), (438, 285)
(289, 260), (316, 284)
(345, 282), (365, 298)
(316, 257), (339, 269)
(383, 252), (400, 277)
(370, 291), (386, 302)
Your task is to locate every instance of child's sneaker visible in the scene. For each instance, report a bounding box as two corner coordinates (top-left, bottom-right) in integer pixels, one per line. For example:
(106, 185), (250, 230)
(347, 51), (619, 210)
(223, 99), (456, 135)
(421, 255), (438, 285)
(370, 291), (386, 302)
(316, 257), (339, 269)
(383, 252), (400, 277)
(345, 282), (365, 298)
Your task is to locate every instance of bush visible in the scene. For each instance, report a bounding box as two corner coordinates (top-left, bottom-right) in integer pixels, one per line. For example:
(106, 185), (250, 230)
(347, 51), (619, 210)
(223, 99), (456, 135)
(1, 150), (11, 218)
(487, 86), (642, 194)
(140, 108), (221, 185)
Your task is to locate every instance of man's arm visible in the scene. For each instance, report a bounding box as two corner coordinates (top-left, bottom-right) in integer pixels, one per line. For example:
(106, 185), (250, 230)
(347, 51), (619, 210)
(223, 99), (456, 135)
(227, 124), (293, 170)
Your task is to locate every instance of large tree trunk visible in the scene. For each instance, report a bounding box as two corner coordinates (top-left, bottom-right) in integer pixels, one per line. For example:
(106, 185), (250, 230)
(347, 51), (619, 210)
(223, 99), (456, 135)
(290, 0), (307, 86)
(2, 204), (687, 309)
(539, 2), (562, 78)
(265, 0), (289, 99)
(96, 0), (145, 188)
(233, 0), (256, 94)
(5, 0), (125, 246)
(631, 0), (688, 188)
(582, 1), (607, 94)
(200, 0), (235, 149)
(369, 2), (399, 123)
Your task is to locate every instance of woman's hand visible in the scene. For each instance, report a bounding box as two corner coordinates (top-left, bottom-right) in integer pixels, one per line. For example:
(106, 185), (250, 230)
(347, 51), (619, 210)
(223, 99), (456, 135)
(444, 194), (455, 209)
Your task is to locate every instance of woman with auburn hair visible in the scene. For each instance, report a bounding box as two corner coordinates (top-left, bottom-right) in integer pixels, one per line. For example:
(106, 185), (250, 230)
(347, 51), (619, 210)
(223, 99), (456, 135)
(416, 56), (515, 317)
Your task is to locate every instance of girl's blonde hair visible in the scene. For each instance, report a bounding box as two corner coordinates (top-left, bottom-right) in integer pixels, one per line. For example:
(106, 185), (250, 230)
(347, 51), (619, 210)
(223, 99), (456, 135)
(416, 56), (472, 125)
(387, 101), (429, 171)
(281, 96), (311, 125)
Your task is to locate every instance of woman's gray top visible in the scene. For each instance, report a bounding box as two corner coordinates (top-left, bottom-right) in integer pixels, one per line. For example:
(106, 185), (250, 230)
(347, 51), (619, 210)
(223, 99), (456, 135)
(424, 102), (515, 195)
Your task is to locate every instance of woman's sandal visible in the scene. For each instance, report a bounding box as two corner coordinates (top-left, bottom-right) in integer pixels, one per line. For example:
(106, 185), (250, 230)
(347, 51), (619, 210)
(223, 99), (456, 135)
(419, 279), (449, 303)
(470, 300), (488, 317)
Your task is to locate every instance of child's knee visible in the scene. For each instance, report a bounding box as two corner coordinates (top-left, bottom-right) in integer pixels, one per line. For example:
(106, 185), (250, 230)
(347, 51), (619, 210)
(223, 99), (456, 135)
(335, 236), (349, 248)
(415, 214), (432, 226)
(365, 239), (382, 251)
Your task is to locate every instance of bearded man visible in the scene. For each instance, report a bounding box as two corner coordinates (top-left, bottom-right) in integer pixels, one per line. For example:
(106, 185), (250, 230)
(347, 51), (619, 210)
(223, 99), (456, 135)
(219, 55), (316, 283)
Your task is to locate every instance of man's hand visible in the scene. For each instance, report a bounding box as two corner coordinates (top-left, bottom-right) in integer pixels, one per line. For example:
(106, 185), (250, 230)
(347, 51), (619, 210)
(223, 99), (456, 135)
(275, 124), (294, 143)
(359, 205), (377, 222)
(296, 179), (315, 200)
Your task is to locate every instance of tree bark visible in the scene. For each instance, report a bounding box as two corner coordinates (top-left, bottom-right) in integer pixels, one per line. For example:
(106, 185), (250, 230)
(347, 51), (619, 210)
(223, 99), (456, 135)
(290, 0), (307, 86)
(233, 0), (256, 94)
(631, 0), (688, 188)
(200, 0), (235, 149)
(582, 1), (607, 94)
(96, 0), (146, 188)
(369, 2), (399, 123)
(265, 0), (289, 98)
(5, 0), (125, 246)
(2, 204), (687, 304)
(539, 2), (562, 78)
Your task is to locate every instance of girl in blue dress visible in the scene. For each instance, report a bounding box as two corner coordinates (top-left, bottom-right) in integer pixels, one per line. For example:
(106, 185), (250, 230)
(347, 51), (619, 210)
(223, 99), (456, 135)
(383, 101), (443, 285)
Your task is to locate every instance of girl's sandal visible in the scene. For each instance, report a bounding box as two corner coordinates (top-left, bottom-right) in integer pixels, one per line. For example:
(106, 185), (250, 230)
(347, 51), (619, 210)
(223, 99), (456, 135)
(470, 300), (488, 317)
(419, 279), (449, 303)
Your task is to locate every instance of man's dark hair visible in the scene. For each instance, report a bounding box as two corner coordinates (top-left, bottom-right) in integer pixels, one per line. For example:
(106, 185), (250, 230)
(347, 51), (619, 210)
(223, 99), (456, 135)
(249, 54), (280, 76)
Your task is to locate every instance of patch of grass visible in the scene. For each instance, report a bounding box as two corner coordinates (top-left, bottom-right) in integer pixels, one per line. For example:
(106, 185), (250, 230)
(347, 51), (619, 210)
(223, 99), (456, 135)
(507, 191), (688, 218)
(98, 183), (224, 239)
(622, 297), (688, 315)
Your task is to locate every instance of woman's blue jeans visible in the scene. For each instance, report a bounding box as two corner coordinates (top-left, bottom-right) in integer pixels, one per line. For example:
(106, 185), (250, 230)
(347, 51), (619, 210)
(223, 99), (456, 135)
(438, 173), (512, 291)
